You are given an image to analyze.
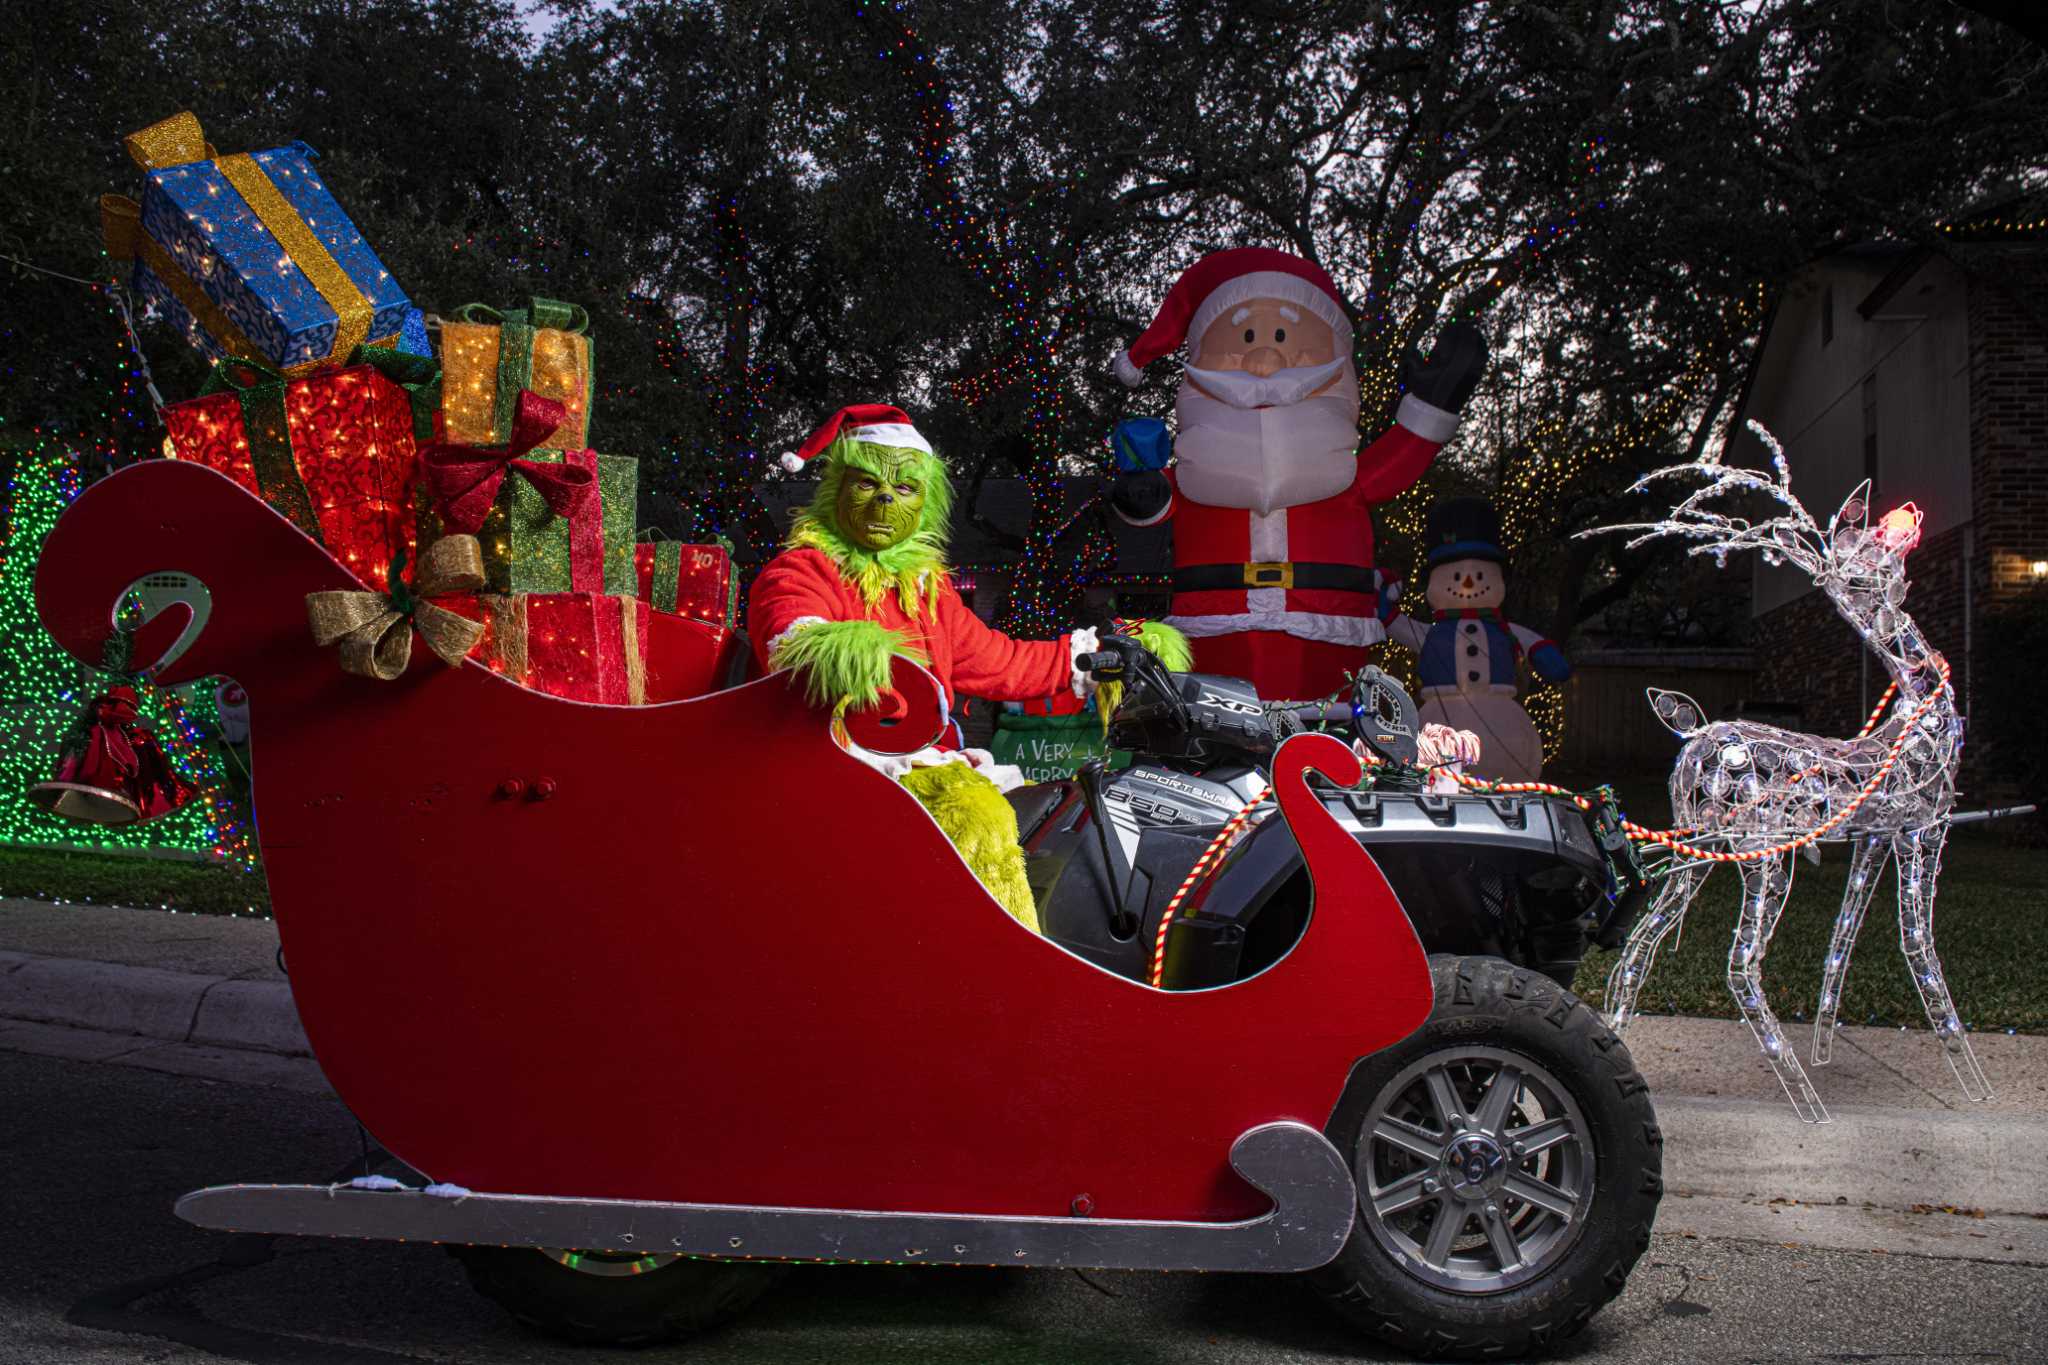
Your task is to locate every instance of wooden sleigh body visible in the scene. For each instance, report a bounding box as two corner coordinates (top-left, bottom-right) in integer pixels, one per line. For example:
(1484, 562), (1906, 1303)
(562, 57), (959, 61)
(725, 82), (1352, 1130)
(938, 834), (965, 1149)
(34, 460), (1434, 1272)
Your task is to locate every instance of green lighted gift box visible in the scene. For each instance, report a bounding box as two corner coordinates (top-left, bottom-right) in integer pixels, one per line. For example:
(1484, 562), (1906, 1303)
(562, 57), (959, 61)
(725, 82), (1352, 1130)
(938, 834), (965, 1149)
(423, 449), (637, 596)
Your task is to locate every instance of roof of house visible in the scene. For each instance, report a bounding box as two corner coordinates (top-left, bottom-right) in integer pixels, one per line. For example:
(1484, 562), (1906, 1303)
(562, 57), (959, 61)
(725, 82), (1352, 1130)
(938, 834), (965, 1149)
(1735, 224), (2048, 434)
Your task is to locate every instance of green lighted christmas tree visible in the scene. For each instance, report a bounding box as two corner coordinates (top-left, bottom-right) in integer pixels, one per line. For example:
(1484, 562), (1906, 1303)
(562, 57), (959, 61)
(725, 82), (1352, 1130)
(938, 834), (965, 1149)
(0, 442), (248, 863)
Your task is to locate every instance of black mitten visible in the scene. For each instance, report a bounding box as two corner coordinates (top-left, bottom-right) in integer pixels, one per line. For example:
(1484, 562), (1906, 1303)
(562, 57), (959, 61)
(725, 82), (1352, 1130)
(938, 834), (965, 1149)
(1399, 320), (1489, 414)
(1110, 469), (1172, 524)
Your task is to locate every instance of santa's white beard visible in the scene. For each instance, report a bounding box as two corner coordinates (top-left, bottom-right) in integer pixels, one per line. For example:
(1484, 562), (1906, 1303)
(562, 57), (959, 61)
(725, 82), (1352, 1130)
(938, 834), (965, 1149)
(1183, 356), (1351, 409)
(1174, 380), (1362, 515)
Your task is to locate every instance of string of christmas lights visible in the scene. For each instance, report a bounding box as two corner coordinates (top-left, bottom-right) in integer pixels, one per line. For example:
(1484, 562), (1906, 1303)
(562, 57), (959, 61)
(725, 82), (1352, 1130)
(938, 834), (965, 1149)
(861, 2), (1110, 635)
(0, 443), (249, 865)
(1376, 282), (1767, 760)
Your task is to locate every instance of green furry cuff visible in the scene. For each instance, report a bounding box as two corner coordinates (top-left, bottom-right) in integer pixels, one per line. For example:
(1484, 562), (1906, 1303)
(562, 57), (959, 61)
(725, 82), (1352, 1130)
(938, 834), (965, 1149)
(1131, 619), (1193, 673)
(770, 619), (922, 712)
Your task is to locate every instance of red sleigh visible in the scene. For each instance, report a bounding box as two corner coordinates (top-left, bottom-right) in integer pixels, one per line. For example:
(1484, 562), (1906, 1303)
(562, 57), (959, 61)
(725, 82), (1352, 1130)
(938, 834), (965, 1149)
(34, 459), (1434, 1269)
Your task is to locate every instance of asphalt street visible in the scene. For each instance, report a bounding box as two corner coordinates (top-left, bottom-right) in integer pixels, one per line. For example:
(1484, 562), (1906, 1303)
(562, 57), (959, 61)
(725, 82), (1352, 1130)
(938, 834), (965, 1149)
(1, 1050), (2042, 1365)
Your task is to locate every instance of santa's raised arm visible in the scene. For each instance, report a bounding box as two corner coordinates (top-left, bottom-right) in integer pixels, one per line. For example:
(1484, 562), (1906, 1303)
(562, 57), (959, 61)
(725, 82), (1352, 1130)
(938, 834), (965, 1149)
(1110, 247), (1486, 701)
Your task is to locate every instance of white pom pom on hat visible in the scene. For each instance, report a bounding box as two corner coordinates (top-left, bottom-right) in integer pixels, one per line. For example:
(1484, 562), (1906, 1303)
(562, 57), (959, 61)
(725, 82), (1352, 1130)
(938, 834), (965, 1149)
(778, 403), (934, 471)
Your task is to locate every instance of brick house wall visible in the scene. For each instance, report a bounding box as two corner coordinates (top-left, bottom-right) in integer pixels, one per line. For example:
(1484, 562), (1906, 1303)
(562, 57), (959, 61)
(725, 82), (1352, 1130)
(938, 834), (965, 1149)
(1752, 260), (2045, 788)
(1968, 265), (2048, 603)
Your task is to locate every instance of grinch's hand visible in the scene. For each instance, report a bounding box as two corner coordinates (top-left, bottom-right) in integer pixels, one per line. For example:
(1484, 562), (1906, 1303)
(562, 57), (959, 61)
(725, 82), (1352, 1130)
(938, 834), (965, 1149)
(766, 618), (925, 715)
(1118, 618), (1193, 673)
(1399, 320), (1489, 416)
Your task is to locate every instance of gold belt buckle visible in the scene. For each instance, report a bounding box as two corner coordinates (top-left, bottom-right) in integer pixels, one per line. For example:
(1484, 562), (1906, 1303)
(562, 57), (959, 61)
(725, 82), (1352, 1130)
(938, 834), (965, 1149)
(1244, 561), (1294, 589)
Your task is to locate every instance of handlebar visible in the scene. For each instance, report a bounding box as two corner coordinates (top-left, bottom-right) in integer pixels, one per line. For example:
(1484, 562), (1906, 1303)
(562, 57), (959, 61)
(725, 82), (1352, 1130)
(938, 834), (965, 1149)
(1076, 651), (1122, 674)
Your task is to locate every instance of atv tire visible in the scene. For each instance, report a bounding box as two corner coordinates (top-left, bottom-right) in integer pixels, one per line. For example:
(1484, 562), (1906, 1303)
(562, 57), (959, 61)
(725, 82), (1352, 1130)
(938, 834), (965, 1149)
(1310, 954), (1661, 1359)
(450, 1245), (781, 1346)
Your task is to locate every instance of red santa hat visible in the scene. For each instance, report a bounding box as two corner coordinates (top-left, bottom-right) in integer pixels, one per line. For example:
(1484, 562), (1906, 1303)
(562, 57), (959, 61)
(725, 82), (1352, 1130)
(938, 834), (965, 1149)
(1114, 247), (1354, 387)
(778, 403), (933, 473)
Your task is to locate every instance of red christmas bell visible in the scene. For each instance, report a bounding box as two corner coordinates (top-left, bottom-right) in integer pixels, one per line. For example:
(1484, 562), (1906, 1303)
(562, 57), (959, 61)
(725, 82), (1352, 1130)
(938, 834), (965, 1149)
(28, 685), (197, 826)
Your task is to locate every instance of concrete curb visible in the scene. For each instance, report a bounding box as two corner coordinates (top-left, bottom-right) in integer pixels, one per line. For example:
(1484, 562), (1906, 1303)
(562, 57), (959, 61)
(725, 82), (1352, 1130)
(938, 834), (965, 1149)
(0, 951), (308, 1057)
(1659, 1095), (2048, 1215)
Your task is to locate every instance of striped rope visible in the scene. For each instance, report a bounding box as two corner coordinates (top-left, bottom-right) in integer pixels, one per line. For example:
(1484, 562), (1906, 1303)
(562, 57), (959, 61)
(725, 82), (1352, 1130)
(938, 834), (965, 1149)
(1147, 791), (1270, 988)
(1447, 657), (1952, 865)
(1140, 659), (1947, 990)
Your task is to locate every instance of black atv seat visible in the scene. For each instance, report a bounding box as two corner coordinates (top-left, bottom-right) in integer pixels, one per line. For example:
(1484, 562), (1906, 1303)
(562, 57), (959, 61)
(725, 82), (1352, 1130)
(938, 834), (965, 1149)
(1004, 782), (1068, 843)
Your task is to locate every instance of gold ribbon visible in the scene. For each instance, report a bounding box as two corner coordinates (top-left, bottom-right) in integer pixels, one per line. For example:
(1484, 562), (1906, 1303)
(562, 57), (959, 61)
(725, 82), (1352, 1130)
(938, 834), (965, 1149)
(621, 599), (646, 705)
(100, 195), (268, 366)
(306, 536), (487, 682)
(123, 111), (212, 170)
(214, 152), (374, 364)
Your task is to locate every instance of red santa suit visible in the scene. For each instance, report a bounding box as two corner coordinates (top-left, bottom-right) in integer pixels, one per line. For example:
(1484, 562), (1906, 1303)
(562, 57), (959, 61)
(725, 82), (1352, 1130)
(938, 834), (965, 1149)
(1112, 248), (1472, 701)
(749, 548), (1087, 715)
(1126, 400), (1452, 699)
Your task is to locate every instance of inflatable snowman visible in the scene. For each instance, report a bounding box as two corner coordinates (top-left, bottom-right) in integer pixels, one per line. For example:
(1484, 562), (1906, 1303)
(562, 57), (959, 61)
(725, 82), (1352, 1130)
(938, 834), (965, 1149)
(1383, 498), (1569, 782)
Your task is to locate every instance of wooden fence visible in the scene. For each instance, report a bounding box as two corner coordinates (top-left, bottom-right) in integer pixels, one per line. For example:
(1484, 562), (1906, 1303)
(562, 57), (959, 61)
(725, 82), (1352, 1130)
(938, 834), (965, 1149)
(1550, 650), (1762, 776)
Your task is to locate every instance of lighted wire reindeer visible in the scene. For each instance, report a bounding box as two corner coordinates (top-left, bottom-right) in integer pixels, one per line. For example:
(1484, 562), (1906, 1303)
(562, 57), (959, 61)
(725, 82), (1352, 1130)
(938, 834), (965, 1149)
(1588, 423), (1984, 1123)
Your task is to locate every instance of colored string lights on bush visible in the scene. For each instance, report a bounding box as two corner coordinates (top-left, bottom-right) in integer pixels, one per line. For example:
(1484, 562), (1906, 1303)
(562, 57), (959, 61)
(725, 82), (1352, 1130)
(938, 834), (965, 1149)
(1584, 423), (1981, 1124)
(0, 443), (250, 866)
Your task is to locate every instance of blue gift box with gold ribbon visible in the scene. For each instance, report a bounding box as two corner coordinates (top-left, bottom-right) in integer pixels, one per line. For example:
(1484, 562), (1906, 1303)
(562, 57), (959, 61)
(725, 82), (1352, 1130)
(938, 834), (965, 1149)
(101, 112), (410, 375)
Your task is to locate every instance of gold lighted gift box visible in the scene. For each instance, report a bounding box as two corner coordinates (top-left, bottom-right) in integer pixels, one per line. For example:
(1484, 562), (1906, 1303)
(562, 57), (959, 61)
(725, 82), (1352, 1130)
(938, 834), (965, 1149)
(440, 320), (591, 450)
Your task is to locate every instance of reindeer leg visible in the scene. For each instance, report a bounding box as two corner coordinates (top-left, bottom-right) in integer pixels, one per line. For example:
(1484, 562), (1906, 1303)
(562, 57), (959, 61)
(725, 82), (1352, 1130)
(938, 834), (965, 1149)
(1605, 862), (1710, 1030)
(1895, 824), (1992, 1102)
(1729, 850), (1828, 1122)
(1813, 833), (1891, 1065)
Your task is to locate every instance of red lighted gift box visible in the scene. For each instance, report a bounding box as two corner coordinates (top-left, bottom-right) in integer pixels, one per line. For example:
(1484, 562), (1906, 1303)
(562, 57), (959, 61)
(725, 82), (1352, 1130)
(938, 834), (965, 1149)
(443, 592), (648, 705)
(641, 609), (749, 703)
(164, 361), (418, 593)
(632, 541), (733, 627)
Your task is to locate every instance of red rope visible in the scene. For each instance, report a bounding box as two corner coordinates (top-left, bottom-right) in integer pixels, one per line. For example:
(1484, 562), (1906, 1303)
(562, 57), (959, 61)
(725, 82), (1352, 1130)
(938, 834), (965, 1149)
(1142, 658), (1948, 990)
(1448, 657), (1951, 864)
(1147, 790), (1268, 987)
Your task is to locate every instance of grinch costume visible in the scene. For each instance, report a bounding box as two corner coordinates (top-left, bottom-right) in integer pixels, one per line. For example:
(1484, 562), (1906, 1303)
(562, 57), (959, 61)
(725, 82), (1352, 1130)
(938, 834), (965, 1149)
(749, 404), (1187, 933)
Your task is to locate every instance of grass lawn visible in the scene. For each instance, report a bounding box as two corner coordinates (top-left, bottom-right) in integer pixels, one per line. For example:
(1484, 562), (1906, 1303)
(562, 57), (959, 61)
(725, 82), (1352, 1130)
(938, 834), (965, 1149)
(1568, 824), (2048, 1036)
(2, 781), (2042, 1035)
(0, 844), (270, 916)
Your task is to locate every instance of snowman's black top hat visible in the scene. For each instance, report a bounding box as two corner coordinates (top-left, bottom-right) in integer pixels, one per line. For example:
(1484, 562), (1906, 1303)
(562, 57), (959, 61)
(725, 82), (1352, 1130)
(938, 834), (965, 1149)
(1426, 497), (1506, 567)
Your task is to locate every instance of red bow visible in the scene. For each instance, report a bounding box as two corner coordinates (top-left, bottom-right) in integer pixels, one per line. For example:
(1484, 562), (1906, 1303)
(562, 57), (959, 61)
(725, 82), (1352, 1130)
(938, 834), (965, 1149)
(421, 389), (594, 534)
(86, 691), (142, 778)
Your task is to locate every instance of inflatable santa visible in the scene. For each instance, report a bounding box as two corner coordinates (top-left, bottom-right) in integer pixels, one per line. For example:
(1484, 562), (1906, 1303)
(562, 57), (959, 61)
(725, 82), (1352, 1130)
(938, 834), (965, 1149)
(1110, 247), (1487, 700)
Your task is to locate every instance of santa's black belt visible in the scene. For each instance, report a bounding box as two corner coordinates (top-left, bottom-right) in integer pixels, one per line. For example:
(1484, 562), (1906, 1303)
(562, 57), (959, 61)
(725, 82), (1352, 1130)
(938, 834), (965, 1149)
(1172, 562), (1380, 592)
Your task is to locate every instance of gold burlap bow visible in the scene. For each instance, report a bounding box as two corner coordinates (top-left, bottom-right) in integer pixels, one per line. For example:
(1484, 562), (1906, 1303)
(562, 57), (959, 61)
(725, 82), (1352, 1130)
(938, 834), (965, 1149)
(306, 536), (487, 681)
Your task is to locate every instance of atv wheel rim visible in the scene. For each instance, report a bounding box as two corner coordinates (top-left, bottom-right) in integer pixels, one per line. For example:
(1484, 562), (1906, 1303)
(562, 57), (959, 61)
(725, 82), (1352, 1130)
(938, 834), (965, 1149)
(539, 1247), (684, 1278)
(1356, 1044), (1593, 1295)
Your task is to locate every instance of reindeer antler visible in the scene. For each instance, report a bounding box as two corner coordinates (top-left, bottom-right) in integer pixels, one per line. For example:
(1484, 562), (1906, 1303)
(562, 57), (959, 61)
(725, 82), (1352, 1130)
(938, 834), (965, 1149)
(1579, 421), (1828, 575)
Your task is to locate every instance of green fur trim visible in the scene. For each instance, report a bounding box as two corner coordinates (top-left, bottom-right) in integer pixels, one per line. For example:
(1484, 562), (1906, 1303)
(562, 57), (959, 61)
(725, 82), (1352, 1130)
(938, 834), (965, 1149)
(787, 437), (954, 617)
(900, 762), (1039, 933)
(769, 618), (920, 713)
(1132, 619), (1193, 673)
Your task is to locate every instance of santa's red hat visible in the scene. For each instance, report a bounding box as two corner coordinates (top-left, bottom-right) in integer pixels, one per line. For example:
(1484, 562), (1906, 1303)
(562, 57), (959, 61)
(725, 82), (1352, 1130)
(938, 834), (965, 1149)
(778, 403), (934, 473)
(1115, 247), (1353, 387)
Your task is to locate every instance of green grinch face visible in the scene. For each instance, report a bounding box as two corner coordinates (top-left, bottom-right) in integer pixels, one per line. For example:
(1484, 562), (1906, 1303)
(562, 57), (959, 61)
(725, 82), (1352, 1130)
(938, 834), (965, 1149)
(836, 453), (928, 551)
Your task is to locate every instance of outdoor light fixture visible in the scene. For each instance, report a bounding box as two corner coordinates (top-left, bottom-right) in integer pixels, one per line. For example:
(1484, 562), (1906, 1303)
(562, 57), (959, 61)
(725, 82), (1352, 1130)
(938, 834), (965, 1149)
(2031, 560), (2047, 579)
